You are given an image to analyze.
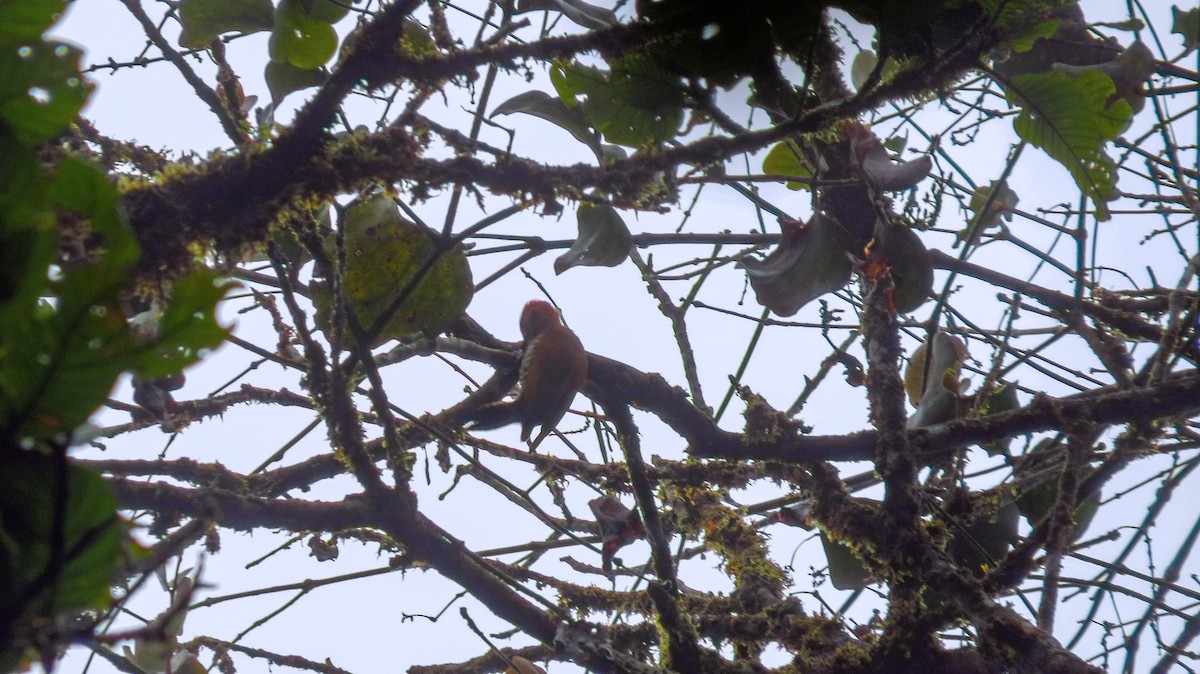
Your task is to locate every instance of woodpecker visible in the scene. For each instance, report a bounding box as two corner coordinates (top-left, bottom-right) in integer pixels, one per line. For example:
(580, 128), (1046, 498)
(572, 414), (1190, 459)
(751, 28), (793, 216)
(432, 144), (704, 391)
(473, 300), (588, 448)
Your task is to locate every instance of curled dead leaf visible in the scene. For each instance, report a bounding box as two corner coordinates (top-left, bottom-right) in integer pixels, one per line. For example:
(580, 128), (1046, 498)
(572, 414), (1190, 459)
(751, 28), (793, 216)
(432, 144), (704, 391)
(739, 215), (853, 316)
(1053, 40), (1155, 113)
(904, 331), (967, 406)
(589, 495), (644, 572)
(554, 201), (632, 274)
(850, 123), (932, 191)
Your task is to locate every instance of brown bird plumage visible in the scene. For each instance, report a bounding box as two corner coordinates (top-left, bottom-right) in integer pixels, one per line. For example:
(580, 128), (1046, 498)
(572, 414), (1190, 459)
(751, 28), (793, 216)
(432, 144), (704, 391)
(473, 300), (588, 448)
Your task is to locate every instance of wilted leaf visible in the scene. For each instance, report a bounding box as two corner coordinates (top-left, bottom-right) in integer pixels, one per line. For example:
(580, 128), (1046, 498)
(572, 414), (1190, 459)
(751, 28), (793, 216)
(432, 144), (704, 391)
(514, 0), (617, 29)
(312, 194), (473, 345)
(762, 141), (813, 191)
(491, 90), (598, 151)
(589, 495), (643, 572)
(850, 124), (932, 191)
(905, 331), (966, 407)
(851, 49), (878, 90)
(775, 501), (813, 528)
(820, 533), (872, 590)
(308, 535), (339, 561)
(1053, 40), (1156, 113)
(554, 201), (631, 274)
(1094, 19), (1145, 32)
(822, 350), (866, 387)
(178, 0), (274, 49)
(1173, 5), (1200, 55)
(959, 180), (1019, 246)
(739, 215), (853, 317)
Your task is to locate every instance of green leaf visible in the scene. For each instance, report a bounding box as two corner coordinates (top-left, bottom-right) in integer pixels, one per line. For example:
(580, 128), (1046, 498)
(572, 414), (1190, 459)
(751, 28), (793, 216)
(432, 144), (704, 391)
(848, 48), (904, 91)
(1017, 478), (1100, 543)
(0, 0), (66, 43)
(1004, 17), (1059, 53)
(178, 0), (274, 49)
(136, 270), (235, 377)
(739, 215), (853, 317)
(549, 58), (591, 105)
(977, 381), (1021, 455)
(554, 201), (632, 274)
(264, 59), (326, 104)
(0, 40), (90, 146)
(397, 18), (436, 60)
(1005, 70), (1130, 220)
(1, 281), (130, 436)
(312, 194), (474, 345)
(550, 57), (684, 147)
(0, 159), (229, 435)
(298, 0), (352, 23)
(947, 501), (1019, 573)
(878, 223), (933, 313)
(1173, 5), (1200, 55)
(0, 136), (55, 311)
(0, 453), (125, 615)
(762, 141), (812, 191)
(0, 160), (138, 436)
(50, 156), (137, 270)
(271, 0), (338, 69)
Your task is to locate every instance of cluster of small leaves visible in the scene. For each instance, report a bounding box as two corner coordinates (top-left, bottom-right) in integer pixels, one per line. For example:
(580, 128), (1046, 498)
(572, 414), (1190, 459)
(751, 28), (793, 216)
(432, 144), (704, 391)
(178, 0), (438, 104)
